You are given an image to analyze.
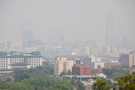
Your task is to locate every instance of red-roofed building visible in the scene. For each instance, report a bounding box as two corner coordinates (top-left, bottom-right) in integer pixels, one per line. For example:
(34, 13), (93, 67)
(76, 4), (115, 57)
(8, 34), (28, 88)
(72, 65), (91, 75)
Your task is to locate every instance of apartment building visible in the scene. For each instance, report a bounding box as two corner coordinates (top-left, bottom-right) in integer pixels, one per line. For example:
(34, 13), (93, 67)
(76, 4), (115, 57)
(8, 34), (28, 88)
(54, 57), (74, 76)
(129, 51), (135, 67)
(120, 51), (135, 68)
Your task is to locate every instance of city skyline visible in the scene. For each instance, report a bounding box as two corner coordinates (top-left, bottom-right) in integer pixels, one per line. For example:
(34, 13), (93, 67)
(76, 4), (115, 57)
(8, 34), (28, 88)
(0, 0), (135, 44)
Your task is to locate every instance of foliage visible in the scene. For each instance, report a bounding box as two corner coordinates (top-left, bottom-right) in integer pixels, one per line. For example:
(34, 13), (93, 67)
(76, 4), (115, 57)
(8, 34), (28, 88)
(102, 67), (130, 79)
(92, 72), (135, 90)
(0, 63), (85, 90)
(14, 65), (54, 81)
(0, 78), (85, 90)
(72, 76), (78, 80)
(5, 78), (12, 82)
(92, 77), (110, 90)
(98, 77), (114, 88)
(113, 72), (135, 90)
(60, 70), (72, 76)
(60, 71), (67, 76)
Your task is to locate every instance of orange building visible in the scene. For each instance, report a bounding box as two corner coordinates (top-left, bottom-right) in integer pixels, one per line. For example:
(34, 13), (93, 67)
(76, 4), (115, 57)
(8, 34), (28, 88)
(72, 65), (91, 75)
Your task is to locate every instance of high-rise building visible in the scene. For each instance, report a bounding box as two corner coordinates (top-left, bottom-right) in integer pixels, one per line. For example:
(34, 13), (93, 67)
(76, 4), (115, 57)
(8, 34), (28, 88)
(120, 51), (135, 68)
(22, 30), (33, 43)
(21, 24), (33, 50)
(129, 51), (135, 67)
(122, 37), (130, 49)
(106, 13), (115, 46)
(54, 58), (74, 76)
(75, 45), (90, 56)
(48, 28), (65, 47)
(120, 54), (129, 66)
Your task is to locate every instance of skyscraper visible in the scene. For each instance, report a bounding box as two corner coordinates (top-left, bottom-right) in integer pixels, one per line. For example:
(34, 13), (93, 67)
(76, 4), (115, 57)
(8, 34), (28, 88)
(21, 23), (33, 43)
(54, 58), (74, 76)
(22, 30), (33, 43)
(48, 28), (65, 46)
(106, 13), (115, 46)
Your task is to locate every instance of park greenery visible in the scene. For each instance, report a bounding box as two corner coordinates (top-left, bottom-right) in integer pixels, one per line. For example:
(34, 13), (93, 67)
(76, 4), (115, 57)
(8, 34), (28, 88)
(60, 70), (72, 76)
(0, 61), (85, 90)
(92, 77), (110, 90)
(102, 67), (130, 79)
(0, 78), (85, 90)
(92, 72), (135, 90)
(14, 65), (54, 82)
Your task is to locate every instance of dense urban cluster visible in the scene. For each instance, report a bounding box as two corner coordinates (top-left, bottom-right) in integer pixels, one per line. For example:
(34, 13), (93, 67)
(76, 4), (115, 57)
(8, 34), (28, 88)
(0, 6), (135, 90)
(0, 31), (135, 90)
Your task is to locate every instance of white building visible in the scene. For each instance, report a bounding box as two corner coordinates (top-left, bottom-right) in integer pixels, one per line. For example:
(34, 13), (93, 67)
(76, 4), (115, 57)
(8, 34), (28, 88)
(90, 62), (104, 69)
(96, 73), (107, 78)
(54, 57), (74, 76)
(89, 56), (104, 69)
(129, 51), (135, 67)
(0, 52), (42, 70)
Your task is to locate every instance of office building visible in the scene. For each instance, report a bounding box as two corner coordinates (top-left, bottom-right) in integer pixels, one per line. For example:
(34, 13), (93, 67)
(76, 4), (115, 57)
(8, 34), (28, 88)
(72, 65), (91, 75)
(106, 13), (115, 46)
(129, 51), (135, 67)
(120, 51), (135, 68)
(0, 52), (42, 70)
(120, 54), (129, 66)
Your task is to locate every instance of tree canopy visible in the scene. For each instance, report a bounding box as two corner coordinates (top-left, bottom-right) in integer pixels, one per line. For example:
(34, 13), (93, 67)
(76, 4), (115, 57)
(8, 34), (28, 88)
(102, 67), (130, 79)
(0, 63), (85, 90)
(113, 72), (135, 90)
(92, 77), (110, 90)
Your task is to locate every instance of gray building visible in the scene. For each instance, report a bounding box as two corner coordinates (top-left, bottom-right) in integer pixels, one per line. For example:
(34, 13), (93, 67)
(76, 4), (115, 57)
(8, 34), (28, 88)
(106, 13), (115, 46)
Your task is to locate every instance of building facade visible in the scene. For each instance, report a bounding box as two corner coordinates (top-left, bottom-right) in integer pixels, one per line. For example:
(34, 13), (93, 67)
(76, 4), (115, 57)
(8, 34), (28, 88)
(54, 58), (74, 76)
(129, 51), (135, 67)
(120, 54), (129, 66)
(0, 52), (42, 70)
(72, 65), (91, 75)
(120, 51), (135, 68)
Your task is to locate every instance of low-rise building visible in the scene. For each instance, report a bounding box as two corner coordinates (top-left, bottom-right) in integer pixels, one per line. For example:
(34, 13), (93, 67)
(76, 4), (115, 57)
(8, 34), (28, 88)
(0, 52), (43, 70)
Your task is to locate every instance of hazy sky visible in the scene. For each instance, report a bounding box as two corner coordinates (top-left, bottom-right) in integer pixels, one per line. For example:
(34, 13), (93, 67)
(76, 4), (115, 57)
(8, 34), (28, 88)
(0, 0), (135, 44)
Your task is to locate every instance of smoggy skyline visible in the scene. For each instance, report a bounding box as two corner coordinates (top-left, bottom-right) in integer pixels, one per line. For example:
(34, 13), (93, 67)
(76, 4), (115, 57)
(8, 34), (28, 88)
(0, 0), (135, 44)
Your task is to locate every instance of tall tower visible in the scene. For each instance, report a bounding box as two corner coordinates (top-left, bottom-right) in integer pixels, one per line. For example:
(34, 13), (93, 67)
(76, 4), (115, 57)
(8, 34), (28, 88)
(48, 28), (64, 46)
(21, 23), (33, 43)
(21, 23), (34, 48)
(106, 13), (115, 46)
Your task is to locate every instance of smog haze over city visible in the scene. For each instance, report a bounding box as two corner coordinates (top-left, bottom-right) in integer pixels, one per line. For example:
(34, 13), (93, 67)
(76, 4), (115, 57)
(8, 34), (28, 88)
(1, 1), (135, 89)
(0, 0), (135, 44)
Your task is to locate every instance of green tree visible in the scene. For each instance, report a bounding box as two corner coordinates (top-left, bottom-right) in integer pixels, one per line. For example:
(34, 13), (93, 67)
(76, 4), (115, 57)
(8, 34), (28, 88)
(60, 71), (67, 76)
(113, 72), (135, 90)
(72, 76), (78, 80)
(92, 77), (110, 90)
(102, 67), (130, 79)
(5, 78), (12, 82)
(9, 82), (34, 90)
(67, 70), (72, 75)
(77, 80), (85, 90)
